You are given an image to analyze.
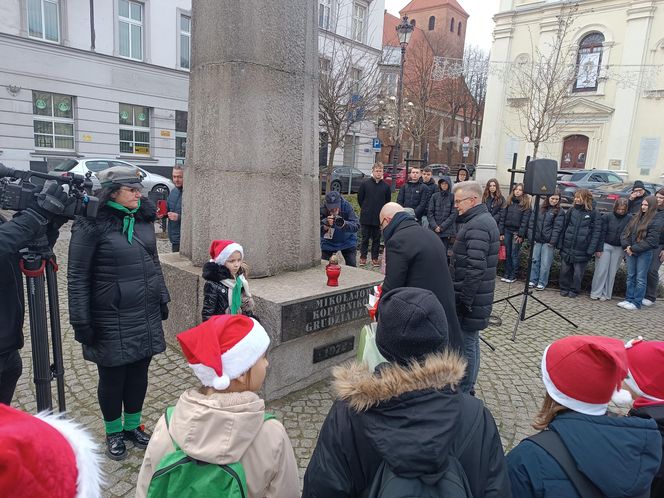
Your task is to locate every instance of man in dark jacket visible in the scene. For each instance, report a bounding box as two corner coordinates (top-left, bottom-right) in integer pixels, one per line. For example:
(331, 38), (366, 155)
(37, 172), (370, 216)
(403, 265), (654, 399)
(0, 182), (69, 405)
(379, 202), (462, 352)
(320, 191), (360, 267)
(427, 176), (456, 250)
(450, 181), (500, 394)
(165, 165), (183, 252)
(357, 162), (391, 267)
(628, 180), (648, 214)
(420, 166), (437, 227)
(396, 166), (428, 222)
(302, 287), (510, 497)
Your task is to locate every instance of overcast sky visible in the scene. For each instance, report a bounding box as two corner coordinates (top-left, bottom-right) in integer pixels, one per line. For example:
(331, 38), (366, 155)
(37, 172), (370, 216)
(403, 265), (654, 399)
(384, 0), (501, 51)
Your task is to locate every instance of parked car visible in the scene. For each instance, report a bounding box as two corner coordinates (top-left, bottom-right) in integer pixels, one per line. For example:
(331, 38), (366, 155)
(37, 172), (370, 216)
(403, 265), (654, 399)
(557, 169), (623, 205)
(428, 164), (450, 179)
(54, 158), (174, 197)
(590, 181), (664, 212)
(383, 165), (406, 189)
(320, 166), (366, 194)
(450, 163), (476, 179)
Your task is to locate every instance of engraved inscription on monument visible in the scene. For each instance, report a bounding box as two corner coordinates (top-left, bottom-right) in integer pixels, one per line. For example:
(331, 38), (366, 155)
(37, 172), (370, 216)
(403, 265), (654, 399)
(281, 287), (372, 342)
(313, 337), (355, 363)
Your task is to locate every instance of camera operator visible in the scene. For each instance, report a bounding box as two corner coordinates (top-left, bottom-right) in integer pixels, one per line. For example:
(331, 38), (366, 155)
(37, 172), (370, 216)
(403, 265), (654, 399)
(320, 191), (360, 267)
(0, 182), (69, 405)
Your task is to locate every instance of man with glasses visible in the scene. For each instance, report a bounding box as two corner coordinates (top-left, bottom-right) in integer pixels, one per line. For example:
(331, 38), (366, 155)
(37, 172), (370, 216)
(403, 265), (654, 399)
(166, 166), (183, 252)
(379, 202), (463, 352)
(628, 180), (648, 215)
(450, 181), (500, 394)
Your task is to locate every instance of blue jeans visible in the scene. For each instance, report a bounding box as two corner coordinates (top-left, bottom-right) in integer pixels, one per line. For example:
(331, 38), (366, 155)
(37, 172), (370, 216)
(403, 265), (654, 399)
(504, 230), (522, 279)
(529, 242), (555, 287)
(626, 250), (653, 308)
(459, 330), (480, 394)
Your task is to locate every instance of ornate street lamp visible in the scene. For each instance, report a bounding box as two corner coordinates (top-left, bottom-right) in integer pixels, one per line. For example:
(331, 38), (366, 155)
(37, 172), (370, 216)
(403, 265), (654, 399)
(391, 15), (414, 190)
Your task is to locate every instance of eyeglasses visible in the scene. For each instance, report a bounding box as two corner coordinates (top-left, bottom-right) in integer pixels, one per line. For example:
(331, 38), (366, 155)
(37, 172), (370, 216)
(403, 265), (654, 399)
(120, 186), (141, 194)
(454, 196), (476, 205)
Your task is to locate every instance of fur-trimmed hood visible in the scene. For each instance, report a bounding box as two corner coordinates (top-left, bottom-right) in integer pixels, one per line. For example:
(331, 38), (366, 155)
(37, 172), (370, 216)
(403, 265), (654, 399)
(333, 351), (466, 412)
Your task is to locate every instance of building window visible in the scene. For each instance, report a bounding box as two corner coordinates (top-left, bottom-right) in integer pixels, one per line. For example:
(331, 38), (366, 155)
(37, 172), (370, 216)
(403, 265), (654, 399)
(382, 73), (397, 96)
(352, 3), (367, 43)
(119, 103), (150, 155)
(350, 67), (362, 95)
(27, 0), (60, 42)
(118, 0), (143, 60)
(428, 16), (435, 31)
(319, 0), (332, 30)
(458, 22), (462, 35)
(179, 14), (191, 69)
(410, 19), (416, 27)
(450, 17), (455, 32)
(319, 57), (331, 78)
(175, 110), (187, 164)
(32, 91), (74, 150)
(574, 32), (604, 92)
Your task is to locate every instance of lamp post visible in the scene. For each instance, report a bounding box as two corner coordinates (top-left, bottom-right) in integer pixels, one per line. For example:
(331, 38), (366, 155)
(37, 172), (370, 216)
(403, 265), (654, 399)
(391, 15), (414, 190)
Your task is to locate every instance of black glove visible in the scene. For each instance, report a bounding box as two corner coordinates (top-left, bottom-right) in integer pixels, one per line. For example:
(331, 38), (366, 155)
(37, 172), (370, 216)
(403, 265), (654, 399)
(456, 295), (472, 317)
(73, 325), (95, 346)
(30, 182), (69, 219)
(161, 303), (169, 321)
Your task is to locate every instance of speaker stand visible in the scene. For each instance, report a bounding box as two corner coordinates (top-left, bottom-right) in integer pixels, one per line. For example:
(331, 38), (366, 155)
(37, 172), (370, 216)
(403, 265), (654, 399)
(493, 194), (578, 341)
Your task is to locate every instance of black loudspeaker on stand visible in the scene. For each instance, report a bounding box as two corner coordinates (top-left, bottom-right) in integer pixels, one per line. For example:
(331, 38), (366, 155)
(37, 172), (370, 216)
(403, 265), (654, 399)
(20, 234), (66, 413)
(493, 159), (578, 341)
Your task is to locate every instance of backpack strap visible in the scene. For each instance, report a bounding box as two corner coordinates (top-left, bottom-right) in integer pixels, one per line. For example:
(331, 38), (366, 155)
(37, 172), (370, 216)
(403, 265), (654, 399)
(527, 430), (603, 498)
(455, 397), (484, 457)
(164, 406), (181, 451)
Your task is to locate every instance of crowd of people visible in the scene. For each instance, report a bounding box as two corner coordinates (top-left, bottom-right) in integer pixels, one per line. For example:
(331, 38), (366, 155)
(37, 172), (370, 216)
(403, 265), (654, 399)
(1, 162), (663, 497)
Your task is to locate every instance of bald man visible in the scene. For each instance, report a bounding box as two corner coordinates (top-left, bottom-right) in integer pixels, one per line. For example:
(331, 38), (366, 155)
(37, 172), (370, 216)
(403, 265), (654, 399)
(379, 202), (462, 352)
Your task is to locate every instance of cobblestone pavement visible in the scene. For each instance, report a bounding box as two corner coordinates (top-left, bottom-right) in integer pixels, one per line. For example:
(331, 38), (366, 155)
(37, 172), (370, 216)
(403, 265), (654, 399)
(12, 223), (664, 496)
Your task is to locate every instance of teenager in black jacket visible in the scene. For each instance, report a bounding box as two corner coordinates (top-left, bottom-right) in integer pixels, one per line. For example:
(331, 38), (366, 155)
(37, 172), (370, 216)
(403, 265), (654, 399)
(482, 178), (505, 223)
(357, 163), (391, 267)
(499, 183), (531, 283)
(557, 188), (602, 298)
(528, 191), (565, 290)
(396, 166), (428, 222)
(427, 176), (456, 250)
(590, 199), (631, 301)
(302, 287), (510, 498)
(644, 188), (664, 306)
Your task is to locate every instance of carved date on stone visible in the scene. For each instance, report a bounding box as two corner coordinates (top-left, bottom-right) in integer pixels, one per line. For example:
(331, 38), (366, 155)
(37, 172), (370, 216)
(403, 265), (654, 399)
(313, 337), (355, 364)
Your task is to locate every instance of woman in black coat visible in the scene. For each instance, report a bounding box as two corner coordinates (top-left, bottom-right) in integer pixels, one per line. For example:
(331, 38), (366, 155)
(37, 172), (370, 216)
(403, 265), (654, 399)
(482, 178), (505, 223)
(68, 166), (170, 461)
(557, 188), (602, 298)
(528, 190), (565, 290)
(498, 183), (531, 283)
(427, 176), (456, 250)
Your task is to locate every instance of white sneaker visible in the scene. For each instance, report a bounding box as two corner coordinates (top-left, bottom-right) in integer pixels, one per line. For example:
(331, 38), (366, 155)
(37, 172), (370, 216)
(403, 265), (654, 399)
(642, 299), (654, 307)
(536, 284), (545, 290)
(505, 278), (517, 283)
(529, 282), (536, 288)
(599, 296), (608, 302)
(617, 301), (629, 308)
(590, 296), (599, 300)
(500, 277), (509, 282)
(622, 302), (638, 310)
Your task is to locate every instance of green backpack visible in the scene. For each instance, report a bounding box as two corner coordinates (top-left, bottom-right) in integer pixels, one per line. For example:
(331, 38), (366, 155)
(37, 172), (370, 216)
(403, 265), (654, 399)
(147, 406), (276, 498)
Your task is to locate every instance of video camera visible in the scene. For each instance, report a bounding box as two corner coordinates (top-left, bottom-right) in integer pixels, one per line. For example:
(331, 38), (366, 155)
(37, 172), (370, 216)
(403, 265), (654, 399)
(0, 163), (99, 219)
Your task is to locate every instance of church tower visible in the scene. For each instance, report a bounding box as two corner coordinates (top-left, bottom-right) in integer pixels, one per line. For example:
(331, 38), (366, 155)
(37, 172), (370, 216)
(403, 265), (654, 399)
(400, 0), (469, 58)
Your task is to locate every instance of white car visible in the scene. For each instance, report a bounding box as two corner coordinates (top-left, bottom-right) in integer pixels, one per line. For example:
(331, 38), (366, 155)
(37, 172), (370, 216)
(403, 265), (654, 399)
(54, 158), (174, 197)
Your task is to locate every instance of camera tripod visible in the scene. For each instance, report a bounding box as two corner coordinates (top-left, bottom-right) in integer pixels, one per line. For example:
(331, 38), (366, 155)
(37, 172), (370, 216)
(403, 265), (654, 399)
(493, 194), (578, 341)
(20, 234), (66, 412)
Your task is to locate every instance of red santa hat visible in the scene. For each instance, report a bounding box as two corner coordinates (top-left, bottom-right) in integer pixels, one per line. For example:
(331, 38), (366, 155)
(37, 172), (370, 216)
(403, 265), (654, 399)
(209, 239), (244, 265)
(625, 338), (664, 404)
(0, 404), (103, 498)
(541, 335), (632, 415)
(177, 315), (270, 390)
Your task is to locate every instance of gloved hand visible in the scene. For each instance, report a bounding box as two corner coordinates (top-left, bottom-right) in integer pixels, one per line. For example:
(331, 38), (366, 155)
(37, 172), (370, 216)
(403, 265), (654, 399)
(161, 303), (169, 321)
(73, 325), (95, 346)
(30, 182), (69, 219)
(455, 295), (472, 317)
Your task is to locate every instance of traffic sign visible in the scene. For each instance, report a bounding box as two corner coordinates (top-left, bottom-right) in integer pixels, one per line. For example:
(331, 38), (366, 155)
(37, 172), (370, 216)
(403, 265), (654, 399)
(463, 136), (470, 144)
(372, 138), (381, 152)
(462, 142), (470, 158)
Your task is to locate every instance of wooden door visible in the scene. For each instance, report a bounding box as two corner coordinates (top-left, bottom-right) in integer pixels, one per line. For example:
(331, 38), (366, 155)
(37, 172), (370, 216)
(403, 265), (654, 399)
(561, 135), (589, 169)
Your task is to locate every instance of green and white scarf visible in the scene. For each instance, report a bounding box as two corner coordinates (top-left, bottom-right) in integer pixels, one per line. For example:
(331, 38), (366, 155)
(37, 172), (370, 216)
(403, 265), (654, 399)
(106, 200), (141, 244)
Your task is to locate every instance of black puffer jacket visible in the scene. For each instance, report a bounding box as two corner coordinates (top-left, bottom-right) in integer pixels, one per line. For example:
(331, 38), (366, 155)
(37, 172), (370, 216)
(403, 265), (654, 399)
(602, 212), (632, 247)
(451, 204), (500, 331)
(529, 206), (565, 245)
(485, 196), (504, 223)
(302, 353), (510, 497)
(67, 200), (170, 367)
(558, 205), (602, 263)
(357, 177), (392, 226)
(427, 177), (456, 238)
(629, 404), (664, 497)
(621, 217), (662, 254)
(397, 180), (428, 220)
(499, 198), (531, 238)
(201, 263), (256, 321)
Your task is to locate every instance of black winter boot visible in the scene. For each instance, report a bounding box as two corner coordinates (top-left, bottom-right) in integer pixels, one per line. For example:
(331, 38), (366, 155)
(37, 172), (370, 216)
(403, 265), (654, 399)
(124, 426), (151, 449)
(106, 432), (127, 460)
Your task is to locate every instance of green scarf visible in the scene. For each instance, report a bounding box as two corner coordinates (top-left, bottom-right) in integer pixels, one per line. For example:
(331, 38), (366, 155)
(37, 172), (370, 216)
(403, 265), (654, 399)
(230, 276), (243, 315)
(106, 200), (141, 244)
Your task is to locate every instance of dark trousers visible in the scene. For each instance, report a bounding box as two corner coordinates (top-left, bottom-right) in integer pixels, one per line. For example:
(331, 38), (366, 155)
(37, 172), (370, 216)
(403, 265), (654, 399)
(645, 247), (663, 301)
(360, 225), (381, 260)
(0, 350), (22, 405)
(322, 248), (357, 267)
(503, 229), (522, 279)
(171, 243), (180, 252)
(97, 357), (151, 422)
(559, 259), (589, 294)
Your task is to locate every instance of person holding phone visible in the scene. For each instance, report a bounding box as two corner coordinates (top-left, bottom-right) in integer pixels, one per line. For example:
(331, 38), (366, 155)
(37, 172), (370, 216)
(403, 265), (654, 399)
(165, 165), (183, 252)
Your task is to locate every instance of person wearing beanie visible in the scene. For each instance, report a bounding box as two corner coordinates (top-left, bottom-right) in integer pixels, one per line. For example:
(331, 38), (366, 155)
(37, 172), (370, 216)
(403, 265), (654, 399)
(67, 165), (170, 461)
(136, 315), (298, 498)
(202, 239), (257, 321)
(625, 338), (664, 497)
(303, 287), (510, 497)
(0, 404), (103, 498)
(507, 335), (662, 498)
(628, 180), (648, 214)
(320, 191), (360, 267)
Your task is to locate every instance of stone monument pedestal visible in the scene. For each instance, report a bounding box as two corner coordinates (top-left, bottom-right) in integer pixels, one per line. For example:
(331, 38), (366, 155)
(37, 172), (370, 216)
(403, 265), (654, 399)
(161, 254), (382, 400)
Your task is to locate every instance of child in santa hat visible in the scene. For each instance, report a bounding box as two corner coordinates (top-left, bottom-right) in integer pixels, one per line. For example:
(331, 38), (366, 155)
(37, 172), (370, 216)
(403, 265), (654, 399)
(507, 335), (662, 498)
(625, 338), (664, 498)
(0, 405), (103, 498)
(201, 239), (257, 321)
(135, 314), (298, 498)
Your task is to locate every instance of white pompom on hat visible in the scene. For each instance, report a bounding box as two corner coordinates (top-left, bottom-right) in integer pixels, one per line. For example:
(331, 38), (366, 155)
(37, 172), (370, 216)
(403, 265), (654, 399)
(541, 335), (632, 415)
(209, 239), (244, 265)
(177, 315), (270, 390)
(625, 338), (664, 403)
